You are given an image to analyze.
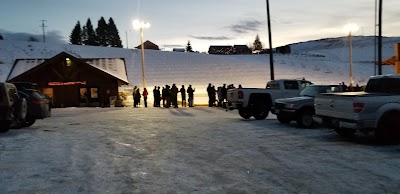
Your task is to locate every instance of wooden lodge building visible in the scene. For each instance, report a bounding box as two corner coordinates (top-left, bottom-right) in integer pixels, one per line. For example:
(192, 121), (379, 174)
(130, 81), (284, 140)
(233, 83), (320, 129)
(7, 52), (129, 108)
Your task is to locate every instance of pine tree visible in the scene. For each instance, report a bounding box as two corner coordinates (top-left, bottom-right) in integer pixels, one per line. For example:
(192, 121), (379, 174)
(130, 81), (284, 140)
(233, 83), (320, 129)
(0, 34), (3, 40)
(107, 17), (122, 48)
(70, 21), (82, 45)
(186, 41), (193, 52)
(81, 25), (88, 45)
(84, 18), (98, 46)
(96, 17), (108, 46)
(253, 34), (263, 51)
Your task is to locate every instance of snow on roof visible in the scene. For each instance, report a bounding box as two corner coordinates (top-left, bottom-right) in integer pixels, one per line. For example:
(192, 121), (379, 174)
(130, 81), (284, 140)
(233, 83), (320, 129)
(7, 56), (129, 83)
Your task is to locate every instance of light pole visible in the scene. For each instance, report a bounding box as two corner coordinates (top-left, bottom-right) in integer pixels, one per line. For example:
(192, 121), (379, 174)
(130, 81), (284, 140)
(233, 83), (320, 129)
(125, 30), (131, 49)
(344, 23), (359, 89)
(133, 20), (151, 89)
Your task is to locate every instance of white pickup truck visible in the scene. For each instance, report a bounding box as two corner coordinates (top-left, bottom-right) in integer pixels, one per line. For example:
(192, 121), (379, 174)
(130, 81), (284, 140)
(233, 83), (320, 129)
(227, 79), (312, 119)
(313, 74), (400, 140)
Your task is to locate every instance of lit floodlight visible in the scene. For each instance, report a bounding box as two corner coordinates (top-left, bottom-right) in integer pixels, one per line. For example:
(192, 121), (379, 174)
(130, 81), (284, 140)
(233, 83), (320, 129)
(344, 23), (359, 33)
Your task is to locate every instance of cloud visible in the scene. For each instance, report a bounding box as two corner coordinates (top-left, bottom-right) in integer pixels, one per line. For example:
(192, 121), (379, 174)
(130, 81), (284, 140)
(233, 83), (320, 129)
(190, 35), (234, 40)
(0, 29), (67, 44)
(229, 19), (264, 34)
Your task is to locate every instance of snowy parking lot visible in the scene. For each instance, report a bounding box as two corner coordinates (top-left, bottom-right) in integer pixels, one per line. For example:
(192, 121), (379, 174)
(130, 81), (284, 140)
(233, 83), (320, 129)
(1, 107), (400, 193)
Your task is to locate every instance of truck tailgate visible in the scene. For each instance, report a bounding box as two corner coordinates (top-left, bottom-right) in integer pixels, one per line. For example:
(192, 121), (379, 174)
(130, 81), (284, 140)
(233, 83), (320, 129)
(314, 92), (366, 119)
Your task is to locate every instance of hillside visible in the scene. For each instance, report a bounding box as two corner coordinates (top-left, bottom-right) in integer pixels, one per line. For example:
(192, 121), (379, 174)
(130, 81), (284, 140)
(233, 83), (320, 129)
(0, 37), (397, 104)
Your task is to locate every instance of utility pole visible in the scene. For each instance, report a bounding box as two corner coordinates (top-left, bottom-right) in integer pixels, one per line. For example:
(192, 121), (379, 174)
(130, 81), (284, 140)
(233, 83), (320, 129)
(266, 0), (274, 80)
(40, 20), (47, 42)
(378, 0), (383, 75)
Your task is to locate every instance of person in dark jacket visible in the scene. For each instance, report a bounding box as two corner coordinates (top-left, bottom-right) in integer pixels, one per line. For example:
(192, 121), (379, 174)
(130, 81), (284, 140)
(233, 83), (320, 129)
(155, 86), (161, 107)
(162, 86), (166, 107)
(180, 85), (186, 107)
(165, 85), (171, 108)
(207, 83), (213, 107)
(187, 85), (195, 107)
(221, 84), (227, 107)
(153, 86), (157, 107)
(134, 88), (141, 107)
(170, 84), (179, 108)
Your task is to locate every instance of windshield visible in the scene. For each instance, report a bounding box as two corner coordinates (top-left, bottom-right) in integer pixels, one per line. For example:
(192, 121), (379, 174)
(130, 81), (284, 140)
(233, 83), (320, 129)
(300, 85), (341, 97)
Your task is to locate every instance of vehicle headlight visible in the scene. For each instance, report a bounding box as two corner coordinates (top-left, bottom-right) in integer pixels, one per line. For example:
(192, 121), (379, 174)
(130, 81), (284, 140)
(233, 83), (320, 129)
(284, 103), (296, 109)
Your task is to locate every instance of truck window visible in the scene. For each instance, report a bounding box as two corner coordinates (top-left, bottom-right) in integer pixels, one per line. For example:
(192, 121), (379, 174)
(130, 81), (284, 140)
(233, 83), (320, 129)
(365, 78), (400, 94)
(266, 81), (280, 89)
(284, 81), (299, 90)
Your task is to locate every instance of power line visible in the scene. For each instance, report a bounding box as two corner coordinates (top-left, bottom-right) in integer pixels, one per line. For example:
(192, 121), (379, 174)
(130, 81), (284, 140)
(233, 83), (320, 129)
(40, 20), (47, 42)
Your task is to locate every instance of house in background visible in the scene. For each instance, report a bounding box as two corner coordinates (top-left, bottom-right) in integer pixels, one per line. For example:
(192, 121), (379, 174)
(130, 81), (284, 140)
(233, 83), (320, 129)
(135, 40), (160, 50)
(208, 46), (235, 55)
(233, 45), (251, 54)
(7, 52), (129, 108)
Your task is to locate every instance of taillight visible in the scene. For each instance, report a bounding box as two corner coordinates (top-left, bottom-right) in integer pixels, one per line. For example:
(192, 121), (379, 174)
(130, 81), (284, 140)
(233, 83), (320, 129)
(353, 102), (365, 113)
(238, 91), (244, 99)
(32, 100), (41, 105)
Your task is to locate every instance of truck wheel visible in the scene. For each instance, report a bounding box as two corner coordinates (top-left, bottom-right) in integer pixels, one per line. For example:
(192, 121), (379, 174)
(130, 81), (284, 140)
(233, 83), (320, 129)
(15, 98), (27, 120)
(254, 109), (269, 120)
(0, 121), (11, 133)
(277, 114), (291, 123)
(296, 109), (315, 128)
(238, 108), (251, 119)
(23, 119), (36, 127)
(376, 111), (400, 142)
(334, 128), (356, 137)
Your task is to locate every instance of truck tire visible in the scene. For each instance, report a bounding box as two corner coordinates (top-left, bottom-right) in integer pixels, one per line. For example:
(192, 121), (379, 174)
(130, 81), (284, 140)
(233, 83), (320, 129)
(0, 121), (11, 133)
(253, 108), (269, 120)
(14, 98), (27, 120)
(23, 119), (36, 127)
(376, 111), (400, 142)
(296, 109), (315, 128)
(277, 114), (291, 123)
(334, 128), (356, 137)
(238, 108), (251, 119)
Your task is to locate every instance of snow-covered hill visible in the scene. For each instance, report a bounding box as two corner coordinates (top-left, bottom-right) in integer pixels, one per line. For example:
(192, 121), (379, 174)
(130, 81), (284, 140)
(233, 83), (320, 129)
(0, 36), (397, 104)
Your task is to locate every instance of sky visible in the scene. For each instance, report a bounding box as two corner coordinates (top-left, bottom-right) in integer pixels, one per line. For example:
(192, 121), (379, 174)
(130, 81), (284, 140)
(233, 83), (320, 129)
(1, 0), (400, 52)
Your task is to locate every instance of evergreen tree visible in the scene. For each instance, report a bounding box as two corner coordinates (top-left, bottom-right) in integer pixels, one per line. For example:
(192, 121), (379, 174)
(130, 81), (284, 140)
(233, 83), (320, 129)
(96, 17), (108, 46)
(81, 25), (88, 45)
(83, 18), (98, 46)
(0, 34), (3, 40)
(186, 40), (193, 52)
(253, 34), (263, 51)
(70, 21), (82, 45)
(107, 17), (122, 48)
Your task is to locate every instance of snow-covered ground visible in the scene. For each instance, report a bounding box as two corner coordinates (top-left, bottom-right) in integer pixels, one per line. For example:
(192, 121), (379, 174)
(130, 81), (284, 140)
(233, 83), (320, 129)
(0, 36), (398, 104)
(1, 107), (400, 193)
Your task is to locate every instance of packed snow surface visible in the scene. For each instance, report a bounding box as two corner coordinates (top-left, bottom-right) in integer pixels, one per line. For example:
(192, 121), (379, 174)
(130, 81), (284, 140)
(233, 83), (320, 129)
(0, 107), (400, 193)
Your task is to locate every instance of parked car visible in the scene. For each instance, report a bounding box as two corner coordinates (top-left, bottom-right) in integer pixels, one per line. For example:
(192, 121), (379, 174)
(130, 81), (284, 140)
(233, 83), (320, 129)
(11, 82), (51, 127)
(226, 79), (312, 120)
(272, 84), (343, 128)
(0, 82), (27, 132)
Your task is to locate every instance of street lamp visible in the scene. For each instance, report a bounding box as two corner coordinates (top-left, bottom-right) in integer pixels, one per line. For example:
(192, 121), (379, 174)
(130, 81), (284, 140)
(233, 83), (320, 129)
(133, 20), (151, 89)
(344, 23), (359, 89)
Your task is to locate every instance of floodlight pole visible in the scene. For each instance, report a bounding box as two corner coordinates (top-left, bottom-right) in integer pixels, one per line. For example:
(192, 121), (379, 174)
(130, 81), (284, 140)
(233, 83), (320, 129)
(266, 0), (274, 80)
(140, 27), (146, 89)
(378, 0), (383, 75)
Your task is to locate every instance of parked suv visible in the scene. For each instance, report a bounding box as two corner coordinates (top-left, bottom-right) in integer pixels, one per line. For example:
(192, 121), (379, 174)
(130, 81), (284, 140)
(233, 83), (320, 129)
(0, 82), (28, 133)
(12, 82), (51, 127)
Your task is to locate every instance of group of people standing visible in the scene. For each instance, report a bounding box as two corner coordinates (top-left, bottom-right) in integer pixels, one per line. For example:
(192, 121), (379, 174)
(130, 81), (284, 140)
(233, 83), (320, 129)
(132, 86), (148, 107)
(207, 83), (229, 107)
(132, 84), (195, 108)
